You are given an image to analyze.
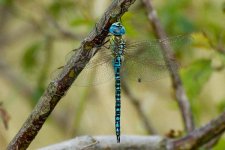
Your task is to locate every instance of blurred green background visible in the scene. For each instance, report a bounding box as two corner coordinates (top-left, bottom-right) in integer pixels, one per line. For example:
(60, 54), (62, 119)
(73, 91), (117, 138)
(0, 0), (225, 149)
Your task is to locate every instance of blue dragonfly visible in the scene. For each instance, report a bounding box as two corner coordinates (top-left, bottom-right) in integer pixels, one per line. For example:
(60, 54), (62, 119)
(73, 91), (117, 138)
(62, 22), (190, 143)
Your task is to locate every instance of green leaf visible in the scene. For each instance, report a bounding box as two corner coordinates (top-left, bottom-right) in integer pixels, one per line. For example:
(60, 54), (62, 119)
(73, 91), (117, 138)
(181, 59), (213, 100)
(21, 42), (41, 72)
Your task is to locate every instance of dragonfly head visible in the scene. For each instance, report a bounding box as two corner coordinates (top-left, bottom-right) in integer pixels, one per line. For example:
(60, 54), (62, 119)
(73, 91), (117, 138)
(109, 22), (126, 36)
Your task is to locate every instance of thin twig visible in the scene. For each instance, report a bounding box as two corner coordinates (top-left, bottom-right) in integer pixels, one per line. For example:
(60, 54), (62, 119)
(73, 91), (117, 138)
(7, 0), (136, 149)
(0, 102), (10, 130)
(141, 0), (195, 133)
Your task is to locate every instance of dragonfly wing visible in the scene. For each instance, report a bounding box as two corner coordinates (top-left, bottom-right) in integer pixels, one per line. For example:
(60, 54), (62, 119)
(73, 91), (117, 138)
(74, 45), (115, 86)
(125, 35), (191, 61)
(121, 57), (170, 82)
(53, 44), (114, 86)
(74, 58), (114, 86)
(121, 35), (190, 82)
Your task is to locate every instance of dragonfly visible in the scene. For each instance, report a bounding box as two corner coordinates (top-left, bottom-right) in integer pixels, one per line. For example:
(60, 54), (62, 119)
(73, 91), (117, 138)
(57, 22), (190, 143)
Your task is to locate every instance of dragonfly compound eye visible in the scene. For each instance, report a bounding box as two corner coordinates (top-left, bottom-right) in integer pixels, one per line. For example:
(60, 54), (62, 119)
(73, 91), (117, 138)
(109, 22), (126, 36)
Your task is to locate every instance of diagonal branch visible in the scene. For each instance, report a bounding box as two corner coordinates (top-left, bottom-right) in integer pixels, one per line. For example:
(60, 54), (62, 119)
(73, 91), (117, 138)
(7, 0), (136, 149)
(141, 0), (195, 133)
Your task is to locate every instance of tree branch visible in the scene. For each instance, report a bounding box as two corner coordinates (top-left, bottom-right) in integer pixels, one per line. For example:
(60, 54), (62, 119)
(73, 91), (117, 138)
(7, 0), (136, 149)
(38, 110), (225, 149)
(141, 0), (195, 133)
(38, 135), (166, 150)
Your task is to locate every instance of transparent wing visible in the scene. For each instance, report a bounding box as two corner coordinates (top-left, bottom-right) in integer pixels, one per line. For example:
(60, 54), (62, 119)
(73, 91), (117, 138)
(121, 57), (170, 82)
(74, 60), (114, 86)
(74, 45), (115, 86)
(121, 35), (191, 82)
(53, 35), (191, 85)
(53, 45), (115, 86)
(65, 47), (111, 69)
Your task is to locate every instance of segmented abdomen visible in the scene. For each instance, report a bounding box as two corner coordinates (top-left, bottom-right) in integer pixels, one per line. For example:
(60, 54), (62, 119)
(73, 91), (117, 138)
(113, 56), (121, 143)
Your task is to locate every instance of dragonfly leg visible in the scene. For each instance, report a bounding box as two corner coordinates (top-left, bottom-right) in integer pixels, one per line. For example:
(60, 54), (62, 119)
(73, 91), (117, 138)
(95, 39), (110, 49)
(101, 39), (110, 48)
(117, 135), (120, 143)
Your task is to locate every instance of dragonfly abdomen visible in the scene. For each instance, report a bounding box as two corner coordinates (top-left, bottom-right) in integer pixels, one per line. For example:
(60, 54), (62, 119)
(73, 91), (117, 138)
(113, 56), (122, 143)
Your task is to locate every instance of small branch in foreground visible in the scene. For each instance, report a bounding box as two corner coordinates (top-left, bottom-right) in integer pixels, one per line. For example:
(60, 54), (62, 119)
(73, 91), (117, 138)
(7, 0), (136, 149)
(38, 135), (166, 150)
(141, 0), (195, 133)
(39, 110), (225, 150)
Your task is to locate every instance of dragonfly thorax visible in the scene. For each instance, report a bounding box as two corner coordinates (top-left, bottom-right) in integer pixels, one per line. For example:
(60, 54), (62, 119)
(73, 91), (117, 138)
(110, 36), (126, 57)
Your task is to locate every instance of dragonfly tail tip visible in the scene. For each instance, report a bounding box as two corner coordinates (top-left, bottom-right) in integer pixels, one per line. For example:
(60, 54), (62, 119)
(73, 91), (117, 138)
(117, 136), (120, 143)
